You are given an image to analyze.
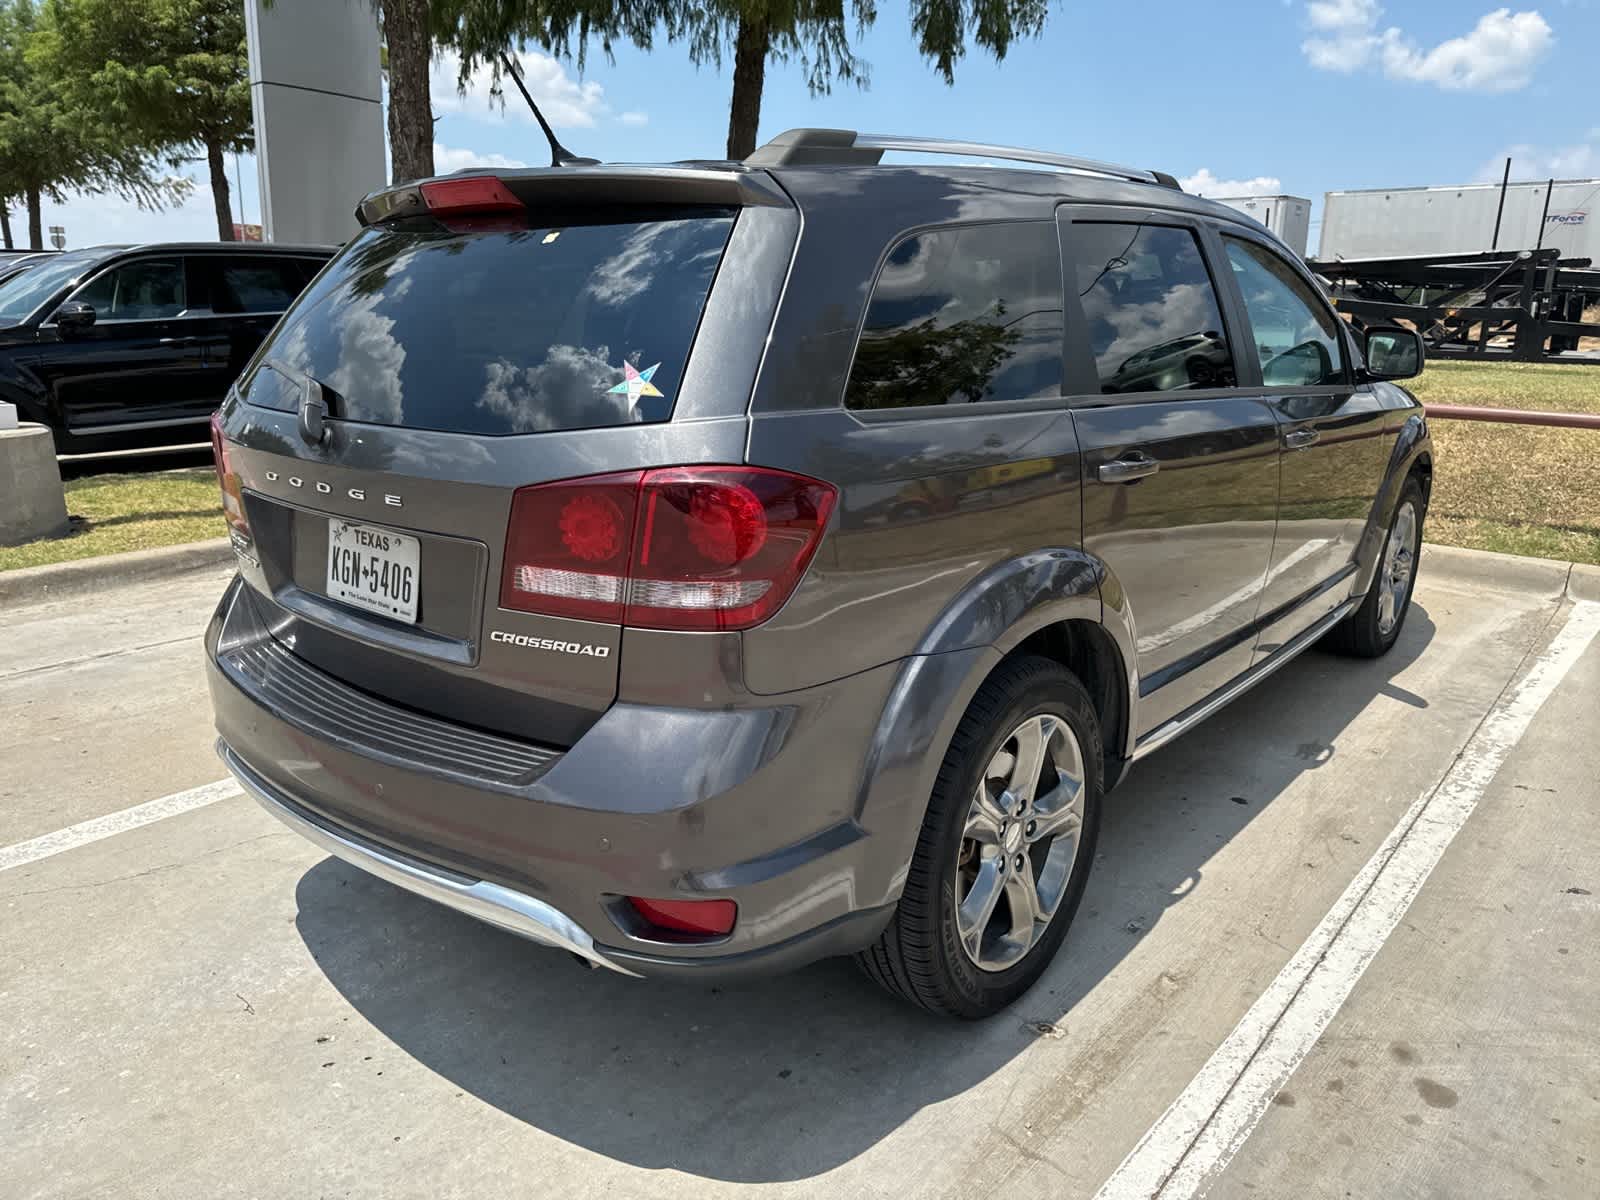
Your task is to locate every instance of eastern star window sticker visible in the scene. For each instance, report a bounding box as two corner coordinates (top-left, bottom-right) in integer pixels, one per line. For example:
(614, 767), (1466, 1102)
(607, 361), (664, 405)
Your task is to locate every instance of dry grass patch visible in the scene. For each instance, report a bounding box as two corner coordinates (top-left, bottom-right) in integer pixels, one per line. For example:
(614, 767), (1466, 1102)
(1407, 360), (1600, 564)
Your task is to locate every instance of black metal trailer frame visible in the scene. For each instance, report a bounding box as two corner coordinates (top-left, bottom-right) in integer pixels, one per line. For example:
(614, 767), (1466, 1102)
(1309, 248), (1600, 366)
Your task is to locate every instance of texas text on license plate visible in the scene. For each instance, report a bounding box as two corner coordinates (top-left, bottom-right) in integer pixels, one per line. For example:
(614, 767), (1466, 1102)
(326, 519), (420, 624)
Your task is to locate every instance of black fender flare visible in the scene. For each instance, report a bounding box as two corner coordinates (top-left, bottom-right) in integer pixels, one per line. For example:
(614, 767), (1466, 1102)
(850, 548), (1140, 903)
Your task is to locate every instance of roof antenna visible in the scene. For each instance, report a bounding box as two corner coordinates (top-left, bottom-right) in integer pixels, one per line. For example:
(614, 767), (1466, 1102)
(500, 52), (599, 167)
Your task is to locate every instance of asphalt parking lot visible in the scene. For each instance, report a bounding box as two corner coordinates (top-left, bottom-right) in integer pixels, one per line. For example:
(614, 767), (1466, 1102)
(3, 556), (1597, 1199)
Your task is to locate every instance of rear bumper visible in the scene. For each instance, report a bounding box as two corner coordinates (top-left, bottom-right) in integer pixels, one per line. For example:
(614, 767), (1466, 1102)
(224, 745), (638, 975)
(207, 577), (903, 979)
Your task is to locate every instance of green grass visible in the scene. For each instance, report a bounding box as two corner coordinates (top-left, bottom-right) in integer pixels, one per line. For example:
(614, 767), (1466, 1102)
(1407, 360), (1600, 566)
(0, 468), (225, 572)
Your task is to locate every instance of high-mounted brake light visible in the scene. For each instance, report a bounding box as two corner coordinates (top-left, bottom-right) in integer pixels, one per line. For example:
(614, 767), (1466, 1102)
(209, 412), (249, 544)
(418, 176), (523, 216)
(499, 466), (837, 631)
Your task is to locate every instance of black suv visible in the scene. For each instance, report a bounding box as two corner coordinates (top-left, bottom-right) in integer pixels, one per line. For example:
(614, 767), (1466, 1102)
(0, 242), (332, 452)
(207, 130), (1431, 1017)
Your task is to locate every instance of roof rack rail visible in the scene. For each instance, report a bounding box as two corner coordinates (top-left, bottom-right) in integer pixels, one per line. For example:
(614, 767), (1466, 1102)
(745, 128), (1182, 190)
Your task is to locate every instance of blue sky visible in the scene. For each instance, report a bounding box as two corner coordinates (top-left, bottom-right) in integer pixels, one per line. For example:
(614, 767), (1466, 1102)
(27, 0), (1599, 255)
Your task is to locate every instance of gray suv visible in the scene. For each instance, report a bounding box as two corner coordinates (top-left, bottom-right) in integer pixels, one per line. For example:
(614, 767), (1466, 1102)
(206, 130), (1432, 1018)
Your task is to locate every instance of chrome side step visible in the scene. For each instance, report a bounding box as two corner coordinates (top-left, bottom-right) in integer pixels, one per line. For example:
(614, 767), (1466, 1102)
(220, 743), (639, 977)
(1132, 599), (1357, 762)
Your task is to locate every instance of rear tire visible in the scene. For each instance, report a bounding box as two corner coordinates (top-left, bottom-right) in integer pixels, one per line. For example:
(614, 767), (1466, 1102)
(1324, 476), (1425, 658)
(857, 655), (1102, 1018)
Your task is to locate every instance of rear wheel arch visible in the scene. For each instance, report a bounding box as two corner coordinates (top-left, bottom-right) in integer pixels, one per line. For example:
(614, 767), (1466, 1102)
(908, 549), (1139, 790)
(1007, 619), (1130, 787)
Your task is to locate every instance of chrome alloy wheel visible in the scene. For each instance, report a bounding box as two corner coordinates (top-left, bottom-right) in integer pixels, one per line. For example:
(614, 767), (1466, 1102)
(955, 713), (1086, 972)
(1377, 499), (1418, 637)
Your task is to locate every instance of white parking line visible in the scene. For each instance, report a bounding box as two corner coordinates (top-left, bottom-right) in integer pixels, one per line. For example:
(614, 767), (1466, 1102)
(1096, 600), (1600, 1200)
(0, 779), (240, 874)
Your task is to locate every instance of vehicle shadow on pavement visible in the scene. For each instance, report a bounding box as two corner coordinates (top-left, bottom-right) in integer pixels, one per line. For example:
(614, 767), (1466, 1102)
(294, 607), (1437, 1184)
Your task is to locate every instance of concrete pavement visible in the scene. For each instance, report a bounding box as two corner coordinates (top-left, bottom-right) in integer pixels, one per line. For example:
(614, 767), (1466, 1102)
(1, 561), (1595, 1198)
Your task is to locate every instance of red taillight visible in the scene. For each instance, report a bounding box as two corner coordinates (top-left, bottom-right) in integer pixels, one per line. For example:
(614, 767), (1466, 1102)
(500, 471), (641, 623)
(499, 466), (836, 631)
(210, 412), (248, 538)
(418, 176), (522, 215)
(627, 897), (737, 937)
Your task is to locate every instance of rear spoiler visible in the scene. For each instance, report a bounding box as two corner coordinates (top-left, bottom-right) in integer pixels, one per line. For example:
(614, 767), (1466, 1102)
(356, 165), (792, 227)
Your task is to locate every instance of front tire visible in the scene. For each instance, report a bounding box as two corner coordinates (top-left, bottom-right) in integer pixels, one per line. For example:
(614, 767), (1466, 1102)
(857, 656), (1102, 1018)
(1325, 476), (1425, 658)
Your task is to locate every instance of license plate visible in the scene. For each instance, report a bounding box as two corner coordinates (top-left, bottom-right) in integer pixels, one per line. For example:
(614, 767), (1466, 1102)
(326, 519), (420, 624)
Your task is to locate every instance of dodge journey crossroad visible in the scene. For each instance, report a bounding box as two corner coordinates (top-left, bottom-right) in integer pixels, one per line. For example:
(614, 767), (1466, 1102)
(206, 129), (1432, 1017)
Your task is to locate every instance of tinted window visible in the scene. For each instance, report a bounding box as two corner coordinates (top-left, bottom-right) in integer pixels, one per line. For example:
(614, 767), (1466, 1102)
(71, 259), (186, 321)
(1073, 223), (1234, 394)
(214, 257), (304, 313)
(240, 214), (734, 435)
(1224, 237), (1346, 387)
(846, 222), (1063, 410)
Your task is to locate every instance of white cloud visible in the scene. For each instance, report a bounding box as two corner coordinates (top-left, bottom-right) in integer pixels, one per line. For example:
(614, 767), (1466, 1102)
(619, 111), (649, 128)
(1180, 169), (1284, 198)
(432, 142), (528, 173)
(1383, 9), (1553, 91)
(1307, 0), (1379, 30)
(430, 48), (606, 129)
(1476, 140), (1600, 181)
(1301, 4), (1554, 92)
(1302, 0), (1383, 70)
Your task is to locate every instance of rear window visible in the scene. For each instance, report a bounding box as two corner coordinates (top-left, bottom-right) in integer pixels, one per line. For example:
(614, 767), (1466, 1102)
(239, 213), (735, 435)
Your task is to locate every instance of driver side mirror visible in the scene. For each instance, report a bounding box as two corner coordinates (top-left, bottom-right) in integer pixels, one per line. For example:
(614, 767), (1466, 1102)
(1363, 326), (1424, 381)
(54, 301), (97, 336)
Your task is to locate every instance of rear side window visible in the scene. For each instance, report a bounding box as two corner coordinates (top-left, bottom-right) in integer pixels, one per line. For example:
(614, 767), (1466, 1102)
(240, 213), (735, 435)
(213, 257), (305, 314)
(1072, 223), (1235, 394)
(1223, 237), (1346, 387)
(845, 222), (1063, 410)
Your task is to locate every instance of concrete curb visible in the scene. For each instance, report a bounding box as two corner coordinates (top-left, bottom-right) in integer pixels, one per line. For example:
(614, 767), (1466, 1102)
(1421, 542), (1598, 604)
(0, 539), (232, 610)
(1570, 564), (1600, 604)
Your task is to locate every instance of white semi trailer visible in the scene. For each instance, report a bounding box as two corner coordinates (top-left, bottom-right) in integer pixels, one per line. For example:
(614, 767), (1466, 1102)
(1209, 195), (1312, 257)
(1320, 179), (1600, 261)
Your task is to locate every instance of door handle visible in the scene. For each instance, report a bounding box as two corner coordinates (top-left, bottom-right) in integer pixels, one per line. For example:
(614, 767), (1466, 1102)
(1098, 453), (1161, 483)
(1284, 427), (1320, 449)
(158, 336), (199, 346)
